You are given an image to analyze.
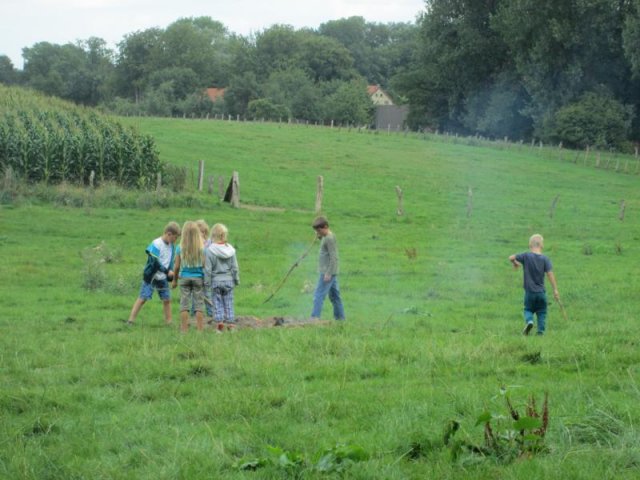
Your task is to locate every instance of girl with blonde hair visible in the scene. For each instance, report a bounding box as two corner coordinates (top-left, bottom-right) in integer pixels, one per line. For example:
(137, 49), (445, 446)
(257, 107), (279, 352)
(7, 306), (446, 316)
(205, 223), (239, 332)
(172, 221), (205, 332)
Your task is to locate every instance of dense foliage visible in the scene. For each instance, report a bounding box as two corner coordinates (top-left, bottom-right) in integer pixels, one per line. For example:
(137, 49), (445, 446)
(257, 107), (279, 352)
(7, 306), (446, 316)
(0, 85), (162, 187)
(398, 0), (640, 149)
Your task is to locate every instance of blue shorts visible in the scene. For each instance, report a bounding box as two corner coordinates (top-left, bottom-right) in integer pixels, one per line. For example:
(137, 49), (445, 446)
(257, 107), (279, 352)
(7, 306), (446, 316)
(139, 279), (170, 301)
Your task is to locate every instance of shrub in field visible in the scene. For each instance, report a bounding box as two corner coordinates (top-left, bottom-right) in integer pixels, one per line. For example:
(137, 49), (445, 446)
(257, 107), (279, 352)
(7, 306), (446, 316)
(0, 85), (163, 188)
(550, 91), (633, 151)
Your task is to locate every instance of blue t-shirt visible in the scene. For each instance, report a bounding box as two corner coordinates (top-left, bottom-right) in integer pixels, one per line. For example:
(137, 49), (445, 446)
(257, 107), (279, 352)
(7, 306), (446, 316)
(515, 252), (552, 293)
(176, 245), (204, 278)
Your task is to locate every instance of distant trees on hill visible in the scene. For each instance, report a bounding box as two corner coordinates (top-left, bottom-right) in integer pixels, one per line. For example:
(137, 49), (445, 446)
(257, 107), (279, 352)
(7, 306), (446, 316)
(3, 2), (640, 148)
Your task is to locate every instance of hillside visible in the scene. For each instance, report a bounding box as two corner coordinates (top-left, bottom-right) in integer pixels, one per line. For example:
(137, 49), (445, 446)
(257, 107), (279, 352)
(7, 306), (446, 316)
(1, 118), (639, 479)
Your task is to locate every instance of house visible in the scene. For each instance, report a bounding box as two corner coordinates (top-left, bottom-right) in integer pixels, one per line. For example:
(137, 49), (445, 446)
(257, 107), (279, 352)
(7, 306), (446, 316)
(367, 85), (394, 106)
(205, 87), (225, 102)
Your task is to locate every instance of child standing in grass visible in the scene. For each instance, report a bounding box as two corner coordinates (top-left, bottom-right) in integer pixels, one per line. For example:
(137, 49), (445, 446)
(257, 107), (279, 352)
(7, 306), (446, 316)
(172, 221), (206, 332)
(310, 216), (345, 321)
(509, 234), (560, 335)
(205, 223), (239, 332)
(195, 219), (213, 319)
(127, 221), (181, 326)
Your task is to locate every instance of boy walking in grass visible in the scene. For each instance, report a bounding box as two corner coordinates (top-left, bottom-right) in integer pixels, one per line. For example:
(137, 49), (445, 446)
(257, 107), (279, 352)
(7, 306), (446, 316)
(127, 221), (181, 326)
(310, 216), (345, 321)
(509, 234), (560, 335)
(204, 223), (239, 332)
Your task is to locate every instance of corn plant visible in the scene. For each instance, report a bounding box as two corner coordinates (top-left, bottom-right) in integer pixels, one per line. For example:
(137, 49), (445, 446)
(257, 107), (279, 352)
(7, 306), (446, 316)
(0, 84), (162, 188)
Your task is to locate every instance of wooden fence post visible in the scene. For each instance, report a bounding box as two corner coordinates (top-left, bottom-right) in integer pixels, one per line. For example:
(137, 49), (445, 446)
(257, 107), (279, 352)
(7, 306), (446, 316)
(619, 200), (626, 221)
(549, 194), (559, 219)
(231, 171), (240, 208)
(207, 176), (214, 195)
(467, 186), (473, 218)
(315, 175), (324, 214)
(197, 160), (204, 191)
(396, 186), (404, 216)
(156, 172), (162, 192)
(89, 170), (95, 188)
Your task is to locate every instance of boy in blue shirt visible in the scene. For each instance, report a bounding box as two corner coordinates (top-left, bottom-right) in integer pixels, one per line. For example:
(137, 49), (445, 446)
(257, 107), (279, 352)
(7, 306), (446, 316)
(127, 221), (181, 325)
(509, 234), (560, 335)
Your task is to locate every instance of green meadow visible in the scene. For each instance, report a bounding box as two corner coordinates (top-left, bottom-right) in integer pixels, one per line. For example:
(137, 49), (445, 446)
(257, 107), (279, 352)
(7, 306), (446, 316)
(1, 119), (639, 479)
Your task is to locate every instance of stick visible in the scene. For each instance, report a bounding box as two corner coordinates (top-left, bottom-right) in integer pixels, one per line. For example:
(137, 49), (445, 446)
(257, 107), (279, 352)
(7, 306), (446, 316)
(263, 236), (318, 304)
(557, 298), (568, 321)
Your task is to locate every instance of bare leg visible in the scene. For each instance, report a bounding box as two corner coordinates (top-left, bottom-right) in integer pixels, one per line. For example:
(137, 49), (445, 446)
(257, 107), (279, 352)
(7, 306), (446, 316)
(128, 298), (146, 323)
(180, 311), (189, 332)
(195, 311), (204, 331)
(163, 300), (172, 325)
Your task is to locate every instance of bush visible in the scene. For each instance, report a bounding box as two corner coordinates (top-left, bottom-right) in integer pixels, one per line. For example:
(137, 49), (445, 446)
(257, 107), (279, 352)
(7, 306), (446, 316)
(247, 99), (290, 121)
(551, 91), (634, 151)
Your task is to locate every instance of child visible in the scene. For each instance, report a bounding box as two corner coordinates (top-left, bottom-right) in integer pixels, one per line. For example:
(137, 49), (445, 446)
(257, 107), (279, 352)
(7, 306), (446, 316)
(194, 219), (213, 319)
(204, 223), (239, 332)
(509, 234), (560, 335)
(310, 216), (345, 321)
(127, 221), (181, 325)
(172, 221), (206, 332)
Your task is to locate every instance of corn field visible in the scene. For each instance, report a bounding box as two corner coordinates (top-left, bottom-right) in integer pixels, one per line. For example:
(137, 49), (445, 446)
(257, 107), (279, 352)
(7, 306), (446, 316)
(0, 85), (162, 188)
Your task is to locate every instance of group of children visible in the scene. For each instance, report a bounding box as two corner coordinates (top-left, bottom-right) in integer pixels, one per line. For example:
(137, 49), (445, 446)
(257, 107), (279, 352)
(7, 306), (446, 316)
(127, 220), (239, 332)
(126, 218), (561, 336)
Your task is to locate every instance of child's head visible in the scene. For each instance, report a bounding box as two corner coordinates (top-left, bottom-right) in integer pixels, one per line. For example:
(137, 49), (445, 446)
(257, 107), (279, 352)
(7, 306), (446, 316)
(529, 234), (544, 249)
(195, 219), (210, 241)
(180, 221), (204, 267)
(211, 223), (228, 243)
(163, 221), (181, 243)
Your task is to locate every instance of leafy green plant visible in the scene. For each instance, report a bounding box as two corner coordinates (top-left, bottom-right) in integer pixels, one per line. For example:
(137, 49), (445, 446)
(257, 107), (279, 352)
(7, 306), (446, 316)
(233, 443), (368, 474)
(445, 393), (549, 464)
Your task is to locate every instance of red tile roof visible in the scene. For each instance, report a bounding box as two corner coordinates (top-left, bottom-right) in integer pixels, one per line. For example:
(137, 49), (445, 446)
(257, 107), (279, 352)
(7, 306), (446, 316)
(205, 87), (225, 102)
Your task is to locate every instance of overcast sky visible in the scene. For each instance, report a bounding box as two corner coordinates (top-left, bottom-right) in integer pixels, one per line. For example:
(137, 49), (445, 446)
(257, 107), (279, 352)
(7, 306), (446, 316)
(1, 0), (426, 69)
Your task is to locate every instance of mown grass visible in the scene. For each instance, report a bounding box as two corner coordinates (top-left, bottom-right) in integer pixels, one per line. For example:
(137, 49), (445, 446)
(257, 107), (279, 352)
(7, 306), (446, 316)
(1, 119), (639, 479)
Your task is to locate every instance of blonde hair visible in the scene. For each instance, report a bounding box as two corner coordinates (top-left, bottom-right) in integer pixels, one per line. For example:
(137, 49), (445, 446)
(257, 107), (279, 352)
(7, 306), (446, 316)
(195, 219), (210, 241)
(180, 221), (204, 267)
(164, 221), (181, 236)
(211, 223), (228, 243)
(529, 234), (544, 248)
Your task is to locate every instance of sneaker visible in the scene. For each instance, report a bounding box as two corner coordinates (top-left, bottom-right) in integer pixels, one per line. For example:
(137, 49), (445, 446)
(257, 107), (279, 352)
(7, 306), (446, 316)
(522, 322), (533, 336)
(216, 323), (224, 334)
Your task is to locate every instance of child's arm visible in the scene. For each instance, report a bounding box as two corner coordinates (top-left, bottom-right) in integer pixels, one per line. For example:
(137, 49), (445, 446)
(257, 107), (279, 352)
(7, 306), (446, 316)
(172, 254), (181, 289)
(508, 254), (520, 269)
(546, 271), (559, 299)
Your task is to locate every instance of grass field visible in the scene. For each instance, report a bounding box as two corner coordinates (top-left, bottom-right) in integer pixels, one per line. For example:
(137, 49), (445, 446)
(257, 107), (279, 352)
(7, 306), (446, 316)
(1, 118), (639, 479)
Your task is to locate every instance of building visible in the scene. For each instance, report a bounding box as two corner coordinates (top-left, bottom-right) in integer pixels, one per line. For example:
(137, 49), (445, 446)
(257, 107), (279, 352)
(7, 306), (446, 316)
(367, 85), (394, 106)
(205, 87), (225, 103)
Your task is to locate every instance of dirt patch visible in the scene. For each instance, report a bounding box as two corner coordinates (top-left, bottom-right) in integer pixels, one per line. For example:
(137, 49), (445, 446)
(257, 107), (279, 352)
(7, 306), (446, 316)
(233, 316), (331, 329)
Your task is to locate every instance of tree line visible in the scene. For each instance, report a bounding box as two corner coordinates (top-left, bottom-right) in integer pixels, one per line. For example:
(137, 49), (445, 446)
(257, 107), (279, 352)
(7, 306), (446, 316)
(0, 16), (418, 127)
(2, 1), (640, 150)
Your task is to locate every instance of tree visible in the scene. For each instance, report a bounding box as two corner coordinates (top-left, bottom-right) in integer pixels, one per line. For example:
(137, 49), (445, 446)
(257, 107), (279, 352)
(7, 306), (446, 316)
(0, 55), (19, 85)
(263, 68), (323, 121)
(401, 1), (508, 132)
(159, 17), (231, 86)
(492, 0), (634, 138)
(323, 80), (373, 125)
(115, 28), (163, 101)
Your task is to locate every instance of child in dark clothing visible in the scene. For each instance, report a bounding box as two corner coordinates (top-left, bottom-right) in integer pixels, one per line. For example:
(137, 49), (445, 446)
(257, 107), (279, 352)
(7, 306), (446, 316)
(509, 234), (560, 335)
